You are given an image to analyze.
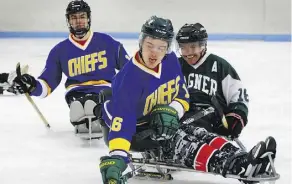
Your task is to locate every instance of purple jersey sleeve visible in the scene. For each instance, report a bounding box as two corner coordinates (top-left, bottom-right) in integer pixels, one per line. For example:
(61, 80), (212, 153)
(116, 43), (130, 70)
(30, 45), (62, 97)
(108, 69), (141, 154)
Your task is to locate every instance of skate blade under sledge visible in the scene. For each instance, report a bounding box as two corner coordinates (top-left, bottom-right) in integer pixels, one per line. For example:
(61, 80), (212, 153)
(133, 171), (173, 181)
(130, 152), (280, 183)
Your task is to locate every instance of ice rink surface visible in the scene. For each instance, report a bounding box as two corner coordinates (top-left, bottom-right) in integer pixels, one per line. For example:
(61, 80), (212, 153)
(0, 38), (290, 184)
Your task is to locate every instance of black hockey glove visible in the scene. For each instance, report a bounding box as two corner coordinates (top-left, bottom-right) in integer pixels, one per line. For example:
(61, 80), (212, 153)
(224, 110), (247, 138)
(149, 104), (179, 141)
(0, 73), (9, 83)
(13, 74), (37, 94)
(99, 155), (128, 184)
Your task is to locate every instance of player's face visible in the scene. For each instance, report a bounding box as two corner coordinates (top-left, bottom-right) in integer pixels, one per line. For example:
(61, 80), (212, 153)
(68, 12), (88, 31)
(178, 42), (205, 65)
(141, 37), (168, 69)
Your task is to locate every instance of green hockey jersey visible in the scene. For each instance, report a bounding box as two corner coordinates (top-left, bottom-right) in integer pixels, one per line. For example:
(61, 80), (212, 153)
(179, 52), (249, 117)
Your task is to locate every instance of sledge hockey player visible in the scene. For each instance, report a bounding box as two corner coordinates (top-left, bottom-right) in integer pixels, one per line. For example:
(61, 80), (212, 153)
(95, 16), (273, 184)
(176, 23), (277, 175)
(11, 0), (129, 136)
(176, 23), (249, 139)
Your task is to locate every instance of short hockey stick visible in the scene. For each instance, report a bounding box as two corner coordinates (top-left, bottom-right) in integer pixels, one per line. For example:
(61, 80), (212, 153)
(16, 62), (50, 129)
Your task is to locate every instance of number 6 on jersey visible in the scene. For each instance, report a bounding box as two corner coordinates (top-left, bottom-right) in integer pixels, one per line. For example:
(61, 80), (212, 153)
(111, 117), (123, 132)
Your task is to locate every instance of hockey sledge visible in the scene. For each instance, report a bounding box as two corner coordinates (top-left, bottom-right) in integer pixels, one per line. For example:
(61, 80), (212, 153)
(123, 139), (280, 184)
(120, 101), (280, 183)
(74, 115), (103, 141)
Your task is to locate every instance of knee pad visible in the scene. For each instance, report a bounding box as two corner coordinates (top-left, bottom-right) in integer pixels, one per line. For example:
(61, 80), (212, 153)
(69, 94), (99, 124)
(70, 100), (86, 124)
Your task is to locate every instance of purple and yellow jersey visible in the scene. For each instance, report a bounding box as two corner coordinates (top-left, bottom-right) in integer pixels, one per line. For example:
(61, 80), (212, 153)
(30, 31), (130, 98)
(103, 51), (190, 155)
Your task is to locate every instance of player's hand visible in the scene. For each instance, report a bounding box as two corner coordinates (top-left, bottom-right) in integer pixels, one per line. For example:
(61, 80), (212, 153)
(99, 155), (128, 184)
(225, 111), (246, 138)
(149, 104), (179, 141)
(13, 74), (36, 94)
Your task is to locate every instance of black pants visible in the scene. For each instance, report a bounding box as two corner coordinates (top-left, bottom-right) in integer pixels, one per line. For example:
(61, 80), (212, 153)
(65, 91), (89, 106)
(65, 88), (113, 105)
(101, 109), (220, 152)
(101, 123), (160, 152)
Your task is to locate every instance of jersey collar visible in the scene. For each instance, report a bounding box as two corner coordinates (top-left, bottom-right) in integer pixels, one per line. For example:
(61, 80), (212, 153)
(69, 31), (93, 50)
(189, 52), (211, 69)
(132, 52), (162, 79)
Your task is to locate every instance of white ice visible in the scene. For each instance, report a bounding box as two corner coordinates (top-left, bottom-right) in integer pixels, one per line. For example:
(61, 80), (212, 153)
(0, 39), (290, 184)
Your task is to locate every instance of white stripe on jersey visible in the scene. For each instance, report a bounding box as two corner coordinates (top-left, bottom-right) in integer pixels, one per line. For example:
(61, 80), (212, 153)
(221, 74), (249, 108)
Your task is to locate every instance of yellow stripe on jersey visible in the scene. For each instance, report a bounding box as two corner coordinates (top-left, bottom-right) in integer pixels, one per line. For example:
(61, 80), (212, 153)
(39, 79), (52, 96)
(174, 98), (190, 112)
(109, 138), (131, 152)
(66, 80), (110, 90)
